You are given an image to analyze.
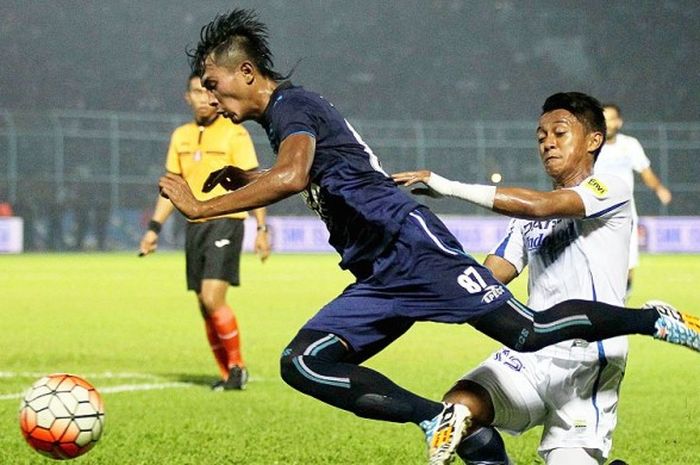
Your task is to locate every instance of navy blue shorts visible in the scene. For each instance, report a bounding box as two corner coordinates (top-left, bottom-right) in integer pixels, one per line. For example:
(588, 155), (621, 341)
(303, 207), (513, 353)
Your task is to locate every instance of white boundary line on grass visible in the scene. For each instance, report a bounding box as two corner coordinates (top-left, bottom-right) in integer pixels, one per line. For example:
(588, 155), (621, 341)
(0, 381), (196, 401)
(0, 371), (163, 380)
(0, 371), (269, 401)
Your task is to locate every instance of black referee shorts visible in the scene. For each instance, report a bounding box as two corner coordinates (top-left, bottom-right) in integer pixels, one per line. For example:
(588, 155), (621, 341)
(185, 218), (244, 292)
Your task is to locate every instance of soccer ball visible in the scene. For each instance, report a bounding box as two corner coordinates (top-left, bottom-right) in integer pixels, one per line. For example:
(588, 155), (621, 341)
(19, 373), (105, 460)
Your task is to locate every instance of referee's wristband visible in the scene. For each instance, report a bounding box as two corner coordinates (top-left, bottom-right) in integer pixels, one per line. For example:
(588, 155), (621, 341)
(257, 224), (269, 233)
(147, 220), (162, 234)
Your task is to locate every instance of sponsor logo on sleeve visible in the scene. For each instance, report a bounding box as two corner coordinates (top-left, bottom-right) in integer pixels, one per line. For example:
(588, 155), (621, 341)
(584, 178), (608, 197)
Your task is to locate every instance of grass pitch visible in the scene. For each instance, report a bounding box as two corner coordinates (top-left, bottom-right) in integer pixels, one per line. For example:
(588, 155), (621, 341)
(1, 252), (698, 464)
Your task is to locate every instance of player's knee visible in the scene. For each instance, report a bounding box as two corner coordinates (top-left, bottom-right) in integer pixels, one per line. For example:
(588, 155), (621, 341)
(279, 329), (347, 391)
(279, 338), (309, 390)
(197, 294), (223, 315)
(280, 352), (322, 395)
(443, 380), (495, 426)
(279, 350), (299, 388)
(443, 381), (476, 407)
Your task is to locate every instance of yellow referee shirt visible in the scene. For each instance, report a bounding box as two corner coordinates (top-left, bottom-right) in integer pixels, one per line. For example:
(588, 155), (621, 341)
(165, 116), (259, 221)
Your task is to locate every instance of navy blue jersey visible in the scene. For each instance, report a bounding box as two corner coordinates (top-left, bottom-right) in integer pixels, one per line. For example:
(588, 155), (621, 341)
(262, 82), (421, 270)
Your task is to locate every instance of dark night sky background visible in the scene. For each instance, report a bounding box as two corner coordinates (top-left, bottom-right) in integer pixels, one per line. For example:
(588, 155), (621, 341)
(2, 1), (699, 122)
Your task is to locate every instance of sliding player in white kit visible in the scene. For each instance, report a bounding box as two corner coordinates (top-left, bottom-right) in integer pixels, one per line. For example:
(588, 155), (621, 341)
(595, 104), (672, 297)
(455, 178), (631, 465)
(394, 93), (639, 464)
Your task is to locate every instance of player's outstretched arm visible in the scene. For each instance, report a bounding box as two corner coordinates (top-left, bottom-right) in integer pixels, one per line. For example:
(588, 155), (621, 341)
(640, 167), (672, 205)
(393, 170), (585, 220)
(160, 133), (315, 220)
(491, 185), (584, 219)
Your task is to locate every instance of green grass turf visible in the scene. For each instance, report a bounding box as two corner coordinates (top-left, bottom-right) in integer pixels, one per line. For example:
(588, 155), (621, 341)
(0, 252), (698, 464)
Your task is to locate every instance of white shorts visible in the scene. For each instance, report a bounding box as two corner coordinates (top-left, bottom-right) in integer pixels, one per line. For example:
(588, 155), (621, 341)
(462, 344), (626, 460)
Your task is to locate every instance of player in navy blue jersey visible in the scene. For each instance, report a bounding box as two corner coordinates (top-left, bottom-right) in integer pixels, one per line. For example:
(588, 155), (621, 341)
(158, 9), (700, 465)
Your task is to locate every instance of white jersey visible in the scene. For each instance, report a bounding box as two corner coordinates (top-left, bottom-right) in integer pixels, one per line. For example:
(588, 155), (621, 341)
(595, 133), (650, 219)
(490, 173), (633, 363)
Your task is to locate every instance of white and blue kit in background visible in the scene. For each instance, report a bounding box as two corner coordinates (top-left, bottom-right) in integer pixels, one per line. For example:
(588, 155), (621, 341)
(595, 133), (651, 269)
(461, 173), (632, 462)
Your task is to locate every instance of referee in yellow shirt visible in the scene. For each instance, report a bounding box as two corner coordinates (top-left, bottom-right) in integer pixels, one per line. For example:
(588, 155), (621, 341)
(139, 73), (270, 390)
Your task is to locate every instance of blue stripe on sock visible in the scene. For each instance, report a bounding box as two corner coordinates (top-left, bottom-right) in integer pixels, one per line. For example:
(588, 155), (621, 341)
(509, 298), (534, 317)
(533, 318), (593, 333)
(292, 357), (351, 389)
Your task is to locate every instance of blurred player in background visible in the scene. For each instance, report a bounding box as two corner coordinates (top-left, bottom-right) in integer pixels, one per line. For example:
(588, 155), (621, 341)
(595, 104), (672, 297)
(159, 10), (700, 465)
(395, 93), (632, 465)
(139, 73), (271, 390)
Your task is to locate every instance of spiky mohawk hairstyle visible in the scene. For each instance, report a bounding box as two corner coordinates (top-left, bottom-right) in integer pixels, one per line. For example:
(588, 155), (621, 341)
(188, 9), (286, 80)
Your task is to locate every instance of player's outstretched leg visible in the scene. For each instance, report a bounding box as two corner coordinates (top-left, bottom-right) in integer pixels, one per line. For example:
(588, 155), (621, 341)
(279, 329), (471, 465)
(471, 297), (700, 353)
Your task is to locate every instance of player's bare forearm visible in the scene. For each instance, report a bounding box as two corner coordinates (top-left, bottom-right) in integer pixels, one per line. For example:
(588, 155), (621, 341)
(160, 133), (314, 220)
(640, 168), (672, 204)
(253, 207), (271, 262)
(492, 187), (585, 219)
(253, 206), (267, 226)
(640, 167), (662, 191)
(152, 195), (175, 224)
(483, 254), (518, 284)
